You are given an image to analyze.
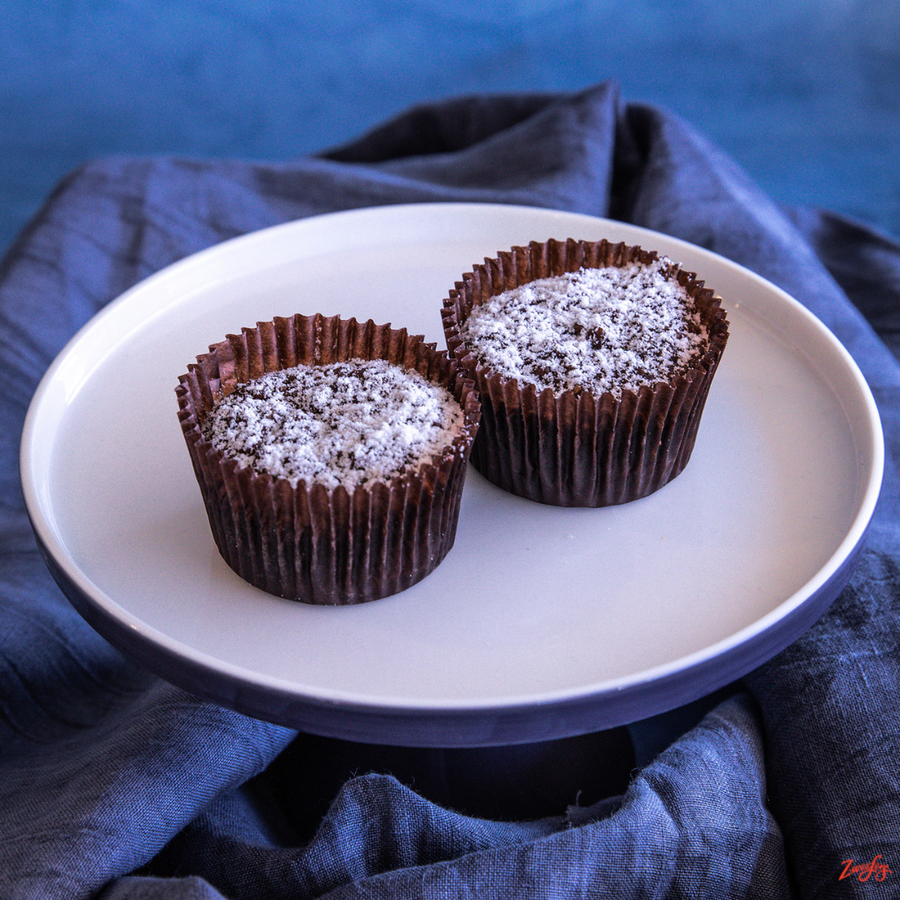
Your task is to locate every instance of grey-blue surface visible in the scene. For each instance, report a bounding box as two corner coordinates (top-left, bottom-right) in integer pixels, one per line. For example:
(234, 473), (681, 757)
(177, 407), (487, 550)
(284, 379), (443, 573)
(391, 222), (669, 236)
(1, 0), (899, 258)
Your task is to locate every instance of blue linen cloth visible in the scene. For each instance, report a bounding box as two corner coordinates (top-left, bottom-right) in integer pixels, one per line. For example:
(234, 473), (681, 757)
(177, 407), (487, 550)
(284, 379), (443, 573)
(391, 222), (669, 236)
(2, 81), (899, 898)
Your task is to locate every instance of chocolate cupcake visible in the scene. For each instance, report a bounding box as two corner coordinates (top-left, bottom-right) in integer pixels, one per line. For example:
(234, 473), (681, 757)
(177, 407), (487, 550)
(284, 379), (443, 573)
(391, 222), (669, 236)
(176, 314), (481, 605)
(441, 239), (729, 507)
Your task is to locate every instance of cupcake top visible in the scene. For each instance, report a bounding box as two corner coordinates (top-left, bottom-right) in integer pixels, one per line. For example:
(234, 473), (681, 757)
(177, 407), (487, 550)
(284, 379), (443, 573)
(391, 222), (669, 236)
(202, 358), (466, 490)
(456, 257), (708, 397)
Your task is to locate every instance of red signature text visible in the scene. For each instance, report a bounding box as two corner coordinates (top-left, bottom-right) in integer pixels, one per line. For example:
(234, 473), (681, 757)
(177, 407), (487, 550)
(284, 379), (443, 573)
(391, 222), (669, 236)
(840, 856), (892, 883)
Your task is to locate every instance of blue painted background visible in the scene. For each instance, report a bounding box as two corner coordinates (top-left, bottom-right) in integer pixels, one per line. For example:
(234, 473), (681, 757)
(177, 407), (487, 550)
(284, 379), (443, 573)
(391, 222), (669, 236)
(1, 0), (898, 258)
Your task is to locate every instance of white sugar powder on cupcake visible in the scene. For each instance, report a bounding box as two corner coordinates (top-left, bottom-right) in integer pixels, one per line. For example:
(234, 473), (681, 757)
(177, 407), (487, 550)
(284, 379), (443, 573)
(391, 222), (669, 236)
(203, 358), (466, 490)
(457, 258), (708, 397)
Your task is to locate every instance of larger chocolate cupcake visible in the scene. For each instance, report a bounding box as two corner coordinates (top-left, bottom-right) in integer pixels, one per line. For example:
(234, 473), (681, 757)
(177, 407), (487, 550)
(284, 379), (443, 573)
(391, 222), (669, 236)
(176, 314), (481, 605)
(441, 239), (729, 507)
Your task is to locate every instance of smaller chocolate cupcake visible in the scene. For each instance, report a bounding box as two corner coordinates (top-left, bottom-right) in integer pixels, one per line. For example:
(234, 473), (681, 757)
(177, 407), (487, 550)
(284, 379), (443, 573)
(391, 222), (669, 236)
(441, 239), (729, 507)
(176, 314), (481, 605)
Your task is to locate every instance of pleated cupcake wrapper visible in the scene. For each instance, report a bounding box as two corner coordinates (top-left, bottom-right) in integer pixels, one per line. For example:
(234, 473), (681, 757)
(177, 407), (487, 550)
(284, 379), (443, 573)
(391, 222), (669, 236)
(441, 239), (730, 507)
(176, 314), (481, 605)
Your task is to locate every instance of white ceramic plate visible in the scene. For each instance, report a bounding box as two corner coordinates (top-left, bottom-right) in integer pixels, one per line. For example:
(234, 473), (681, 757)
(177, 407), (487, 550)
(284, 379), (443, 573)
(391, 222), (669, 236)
(20, 203), (883, 746)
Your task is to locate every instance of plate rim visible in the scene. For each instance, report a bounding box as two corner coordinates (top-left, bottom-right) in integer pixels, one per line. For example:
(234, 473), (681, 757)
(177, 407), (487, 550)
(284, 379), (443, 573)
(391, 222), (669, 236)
(19, 201), (885, 744)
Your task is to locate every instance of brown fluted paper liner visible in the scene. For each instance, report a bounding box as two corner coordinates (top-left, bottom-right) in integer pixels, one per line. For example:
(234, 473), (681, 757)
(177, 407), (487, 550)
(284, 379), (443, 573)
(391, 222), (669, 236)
(176, 314), (481, 605)
(441, 239), (730, 507)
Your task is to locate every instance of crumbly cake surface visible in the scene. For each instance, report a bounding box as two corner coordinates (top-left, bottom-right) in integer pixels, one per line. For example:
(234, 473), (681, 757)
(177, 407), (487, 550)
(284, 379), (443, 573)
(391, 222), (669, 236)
(458, 259), (708, 397)
(203, 359), (465, 490)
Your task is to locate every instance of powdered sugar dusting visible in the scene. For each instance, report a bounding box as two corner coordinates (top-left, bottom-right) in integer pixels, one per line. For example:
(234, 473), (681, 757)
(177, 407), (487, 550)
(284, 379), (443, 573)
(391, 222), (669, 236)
(458, 259), (708, 397)
(204, 359), (465, 490)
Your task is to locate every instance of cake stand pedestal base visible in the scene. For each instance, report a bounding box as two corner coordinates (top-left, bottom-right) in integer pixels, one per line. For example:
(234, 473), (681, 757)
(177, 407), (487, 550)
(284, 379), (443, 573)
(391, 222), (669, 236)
(271, 726), (635, 827)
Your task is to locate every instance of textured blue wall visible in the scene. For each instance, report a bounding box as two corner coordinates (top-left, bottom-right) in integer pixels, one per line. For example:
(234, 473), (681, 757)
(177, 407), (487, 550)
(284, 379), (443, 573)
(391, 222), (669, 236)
(1, 0), (898, 256)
